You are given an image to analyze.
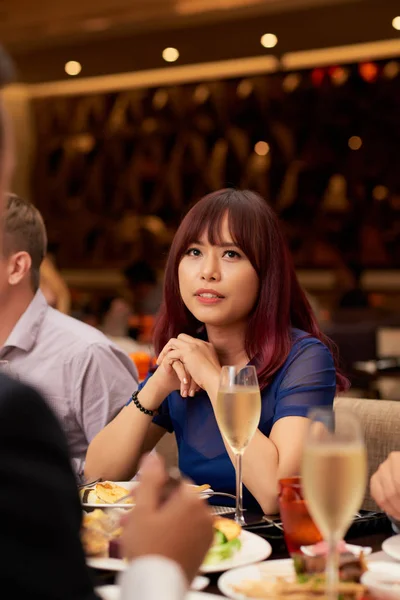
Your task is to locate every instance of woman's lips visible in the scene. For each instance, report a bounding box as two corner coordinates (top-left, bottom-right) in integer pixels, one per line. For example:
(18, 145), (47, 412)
(195, 295), (224, 305)
(194, 290), (225, 305)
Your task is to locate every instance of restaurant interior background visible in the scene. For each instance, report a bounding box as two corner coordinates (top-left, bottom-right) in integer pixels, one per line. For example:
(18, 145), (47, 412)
(2, 0), (400, 397)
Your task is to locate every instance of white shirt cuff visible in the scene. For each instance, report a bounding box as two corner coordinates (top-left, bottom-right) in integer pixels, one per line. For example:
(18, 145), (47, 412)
(119, 555), (188, 600)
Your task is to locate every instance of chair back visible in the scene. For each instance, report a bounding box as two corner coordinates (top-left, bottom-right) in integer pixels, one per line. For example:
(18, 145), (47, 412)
(335, 396), (400, 510)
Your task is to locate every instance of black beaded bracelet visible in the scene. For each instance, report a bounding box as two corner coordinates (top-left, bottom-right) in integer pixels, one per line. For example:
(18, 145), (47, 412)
(130, 390), (158, 417)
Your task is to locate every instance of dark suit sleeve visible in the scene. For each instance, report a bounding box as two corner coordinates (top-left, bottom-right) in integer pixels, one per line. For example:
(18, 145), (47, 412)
(0, 375), (98, 600)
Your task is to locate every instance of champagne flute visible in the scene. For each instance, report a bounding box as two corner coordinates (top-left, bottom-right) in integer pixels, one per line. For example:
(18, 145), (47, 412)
(215, 365), (261, 525)
(302, 408), (367, 600)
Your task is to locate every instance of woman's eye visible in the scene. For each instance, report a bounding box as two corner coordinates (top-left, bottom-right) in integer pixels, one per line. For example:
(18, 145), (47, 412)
(186, 247), (201, 257)
(224, 250), (241, 259)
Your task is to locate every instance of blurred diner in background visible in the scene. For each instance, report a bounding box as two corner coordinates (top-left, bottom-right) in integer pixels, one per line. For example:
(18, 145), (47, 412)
(1, 1), (400, 598)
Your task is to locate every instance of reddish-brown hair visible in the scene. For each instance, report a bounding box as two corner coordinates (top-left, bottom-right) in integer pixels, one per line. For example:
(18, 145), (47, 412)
(154, 189), (347, 391)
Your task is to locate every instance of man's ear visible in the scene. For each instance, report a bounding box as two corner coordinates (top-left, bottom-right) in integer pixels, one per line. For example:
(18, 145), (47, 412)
(8, 251), (32, 286)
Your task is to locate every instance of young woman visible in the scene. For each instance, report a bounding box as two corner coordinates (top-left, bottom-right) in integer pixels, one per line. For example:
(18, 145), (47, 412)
(85, 189), (347, 514)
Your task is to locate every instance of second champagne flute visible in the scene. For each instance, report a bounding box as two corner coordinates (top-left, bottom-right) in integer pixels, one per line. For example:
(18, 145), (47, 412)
(302, 408), (367, 600)
(215, 365), (261, 525)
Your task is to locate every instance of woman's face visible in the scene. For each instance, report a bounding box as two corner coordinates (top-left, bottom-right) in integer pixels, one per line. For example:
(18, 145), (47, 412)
(178, 214), (259, 328)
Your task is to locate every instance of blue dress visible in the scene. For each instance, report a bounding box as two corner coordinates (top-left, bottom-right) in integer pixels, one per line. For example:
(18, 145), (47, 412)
(133, 329), (336, 511)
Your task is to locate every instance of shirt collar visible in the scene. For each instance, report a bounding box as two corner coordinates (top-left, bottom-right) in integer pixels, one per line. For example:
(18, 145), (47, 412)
(3, 290), (48, 353)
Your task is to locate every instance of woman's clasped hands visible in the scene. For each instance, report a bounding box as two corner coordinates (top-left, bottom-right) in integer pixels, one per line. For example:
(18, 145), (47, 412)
(156, 334), (221, 398)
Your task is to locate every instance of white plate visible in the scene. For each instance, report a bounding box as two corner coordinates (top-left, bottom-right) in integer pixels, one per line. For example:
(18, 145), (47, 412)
(82, 482), (212, 509)
(361, 562), (400, 600)
(383, 535), (400, 562)
(88, 531), (271, 575)
(218, 557), (396, 600)
(300, 542), (372, 557)
(201, 530), (272, 574)
(218, 558), (293, 600)
(96, 586), (216, 600)
(87, 557), (127, 572)
(191, 576), (210, 591)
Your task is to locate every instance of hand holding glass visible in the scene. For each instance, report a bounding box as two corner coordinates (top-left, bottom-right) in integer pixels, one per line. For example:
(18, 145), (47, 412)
(215, 365), (261, 524)
(301, 408), (367, 600)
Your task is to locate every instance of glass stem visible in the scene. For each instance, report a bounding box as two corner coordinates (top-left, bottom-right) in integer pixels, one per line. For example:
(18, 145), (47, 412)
(326, 535), (339, 600)
(235, 452), (245, 525)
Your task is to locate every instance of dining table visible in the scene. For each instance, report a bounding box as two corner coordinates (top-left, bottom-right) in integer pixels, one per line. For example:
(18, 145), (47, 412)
(91, 511), (396, 597)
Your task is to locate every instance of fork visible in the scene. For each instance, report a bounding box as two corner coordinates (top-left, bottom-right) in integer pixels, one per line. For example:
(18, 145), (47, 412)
(78, 477), (102, 489)
(208, 491), (237, 501)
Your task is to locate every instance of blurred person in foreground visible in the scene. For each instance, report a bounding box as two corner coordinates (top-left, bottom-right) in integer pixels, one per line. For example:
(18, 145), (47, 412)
(0, 194), (139, 476)
(86, 189), (348, 514)
(0, 46), (213, 600)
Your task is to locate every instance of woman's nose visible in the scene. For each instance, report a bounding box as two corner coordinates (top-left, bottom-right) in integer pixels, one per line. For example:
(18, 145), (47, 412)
(200, 255), (221, 281)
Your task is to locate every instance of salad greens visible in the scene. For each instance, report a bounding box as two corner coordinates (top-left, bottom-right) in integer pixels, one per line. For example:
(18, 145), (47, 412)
(203, 529), (242, 565)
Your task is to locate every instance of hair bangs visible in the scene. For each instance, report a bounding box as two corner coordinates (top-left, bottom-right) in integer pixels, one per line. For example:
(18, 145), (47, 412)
(178, 189), (262, 273)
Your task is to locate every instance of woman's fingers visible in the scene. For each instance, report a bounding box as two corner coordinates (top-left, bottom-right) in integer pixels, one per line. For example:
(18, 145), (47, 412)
(156, 338), (191, 366)
(171, 360), (190, 397)
(167, 350), (200, 397)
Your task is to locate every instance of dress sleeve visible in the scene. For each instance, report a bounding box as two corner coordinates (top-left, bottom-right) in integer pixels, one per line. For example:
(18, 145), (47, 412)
(126, 372), (174, 433)
(273, 339), (336, 425)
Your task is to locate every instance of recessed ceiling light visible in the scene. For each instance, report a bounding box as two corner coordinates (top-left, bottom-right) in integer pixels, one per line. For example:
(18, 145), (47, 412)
(254, 141), (270, 156)
(260, 33), (278, 49)
(162, 47), (179, 63)
(392, 16), (400, 30)
(65, 60), (82, 76)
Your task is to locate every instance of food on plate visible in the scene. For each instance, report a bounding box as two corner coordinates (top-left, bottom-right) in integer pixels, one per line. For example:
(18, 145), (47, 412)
(203, 517), (242, 565)
(80, 481), (209, 506)
(82, 512), (242, 564)
(233, 576), (365, 599)
(302, 540), (348, 556)
(232, 553), (368, 599)
(81, 509), (122, 557)
(294, 552), (368, 583)
(79, 482), (133, 505)
(193, 484), (211, 494)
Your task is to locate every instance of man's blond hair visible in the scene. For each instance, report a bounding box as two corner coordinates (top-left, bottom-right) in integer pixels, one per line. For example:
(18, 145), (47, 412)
(3, 194), (47, 291)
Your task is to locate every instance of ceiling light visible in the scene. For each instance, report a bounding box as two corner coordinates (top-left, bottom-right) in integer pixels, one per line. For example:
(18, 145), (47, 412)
(254, 141), (270, 156)
(348, 136), (362, 151)
(162, 47), (179, 63)
(392, 16), (400, 30)
(65, 61), (82, 76)
(261, 33), (278, 49)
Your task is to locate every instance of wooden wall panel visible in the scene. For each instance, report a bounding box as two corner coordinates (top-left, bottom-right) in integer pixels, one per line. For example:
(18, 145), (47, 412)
(31, 63), (400, 271)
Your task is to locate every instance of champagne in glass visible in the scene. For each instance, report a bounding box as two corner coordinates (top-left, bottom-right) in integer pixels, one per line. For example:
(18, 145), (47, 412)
(215, 366), (261, 524)
(302, 408), (367, 600)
